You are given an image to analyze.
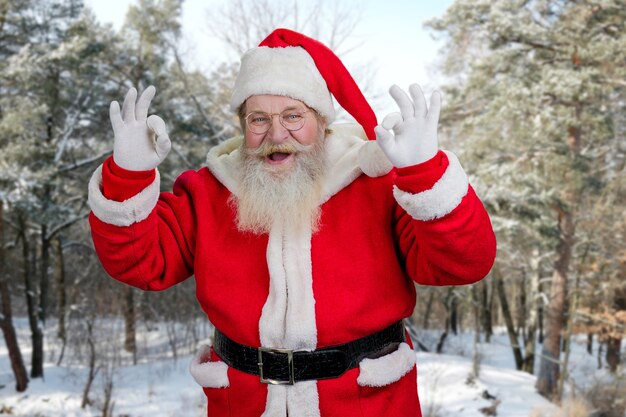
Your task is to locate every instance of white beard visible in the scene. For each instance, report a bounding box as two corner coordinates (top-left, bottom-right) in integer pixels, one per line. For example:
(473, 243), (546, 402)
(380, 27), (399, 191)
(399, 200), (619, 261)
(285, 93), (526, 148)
(231, 137), (327, 235)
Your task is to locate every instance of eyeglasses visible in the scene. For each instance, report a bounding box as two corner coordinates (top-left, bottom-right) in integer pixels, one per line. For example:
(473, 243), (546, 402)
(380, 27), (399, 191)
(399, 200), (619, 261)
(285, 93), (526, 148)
(245, 109), (311, 134)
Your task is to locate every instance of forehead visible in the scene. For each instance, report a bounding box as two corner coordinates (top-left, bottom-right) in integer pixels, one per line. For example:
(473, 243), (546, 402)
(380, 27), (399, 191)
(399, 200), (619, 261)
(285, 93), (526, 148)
(245, 95), (308, 112)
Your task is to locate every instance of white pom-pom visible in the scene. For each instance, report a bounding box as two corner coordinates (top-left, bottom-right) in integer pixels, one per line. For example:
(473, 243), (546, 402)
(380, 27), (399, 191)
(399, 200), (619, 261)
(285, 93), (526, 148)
(358, 140), (394, 177)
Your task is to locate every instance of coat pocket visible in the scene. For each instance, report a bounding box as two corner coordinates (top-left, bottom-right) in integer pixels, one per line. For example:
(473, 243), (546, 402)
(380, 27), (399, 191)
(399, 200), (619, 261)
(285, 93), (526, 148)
(356, 342), (416, 387)
(189, 344), (230, 388)
(357, 342), (421, 417)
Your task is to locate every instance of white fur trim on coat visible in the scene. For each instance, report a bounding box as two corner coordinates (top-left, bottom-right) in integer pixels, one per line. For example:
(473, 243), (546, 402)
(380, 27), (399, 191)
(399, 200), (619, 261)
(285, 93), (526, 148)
(205, 135), (243, 197)
(259, 215), (321, 417)
(202, 124), (394, 416)
(320, 124), (392, 203)
(393, 151), (469, 221)
(205, 124), (391, 203)
(357, 342), (416, 387)
(189, 344), (229, 388)
(87, 164), (160, 227)
(230, 46), (335, 123)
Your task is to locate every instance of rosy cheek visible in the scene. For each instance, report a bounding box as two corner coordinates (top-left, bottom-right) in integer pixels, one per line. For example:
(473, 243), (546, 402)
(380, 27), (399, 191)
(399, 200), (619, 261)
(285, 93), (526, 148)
(296, 125), (319, 146)
(244, 132), (264, 149)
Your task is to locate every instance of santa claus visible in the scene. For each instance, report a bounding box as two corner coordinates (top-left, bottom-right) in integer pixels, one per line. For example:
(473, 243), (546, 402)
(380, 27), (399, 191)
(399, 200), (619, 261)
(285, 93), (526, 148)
(88, 28), (496, 417)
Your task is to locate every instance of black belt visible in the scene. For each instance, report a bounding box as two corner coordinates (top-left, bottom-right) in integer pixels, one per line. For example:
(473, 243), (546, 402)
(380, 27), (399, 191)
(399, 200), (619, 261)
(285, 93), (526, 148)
(213, 321), (406, 385)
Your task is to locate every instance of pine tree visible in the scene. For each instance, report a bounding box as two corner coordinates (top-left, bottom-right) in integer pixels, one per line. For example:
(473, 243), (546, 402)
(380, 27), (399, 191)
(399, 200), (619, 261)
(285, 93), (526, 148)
(427, 0), (626, 401)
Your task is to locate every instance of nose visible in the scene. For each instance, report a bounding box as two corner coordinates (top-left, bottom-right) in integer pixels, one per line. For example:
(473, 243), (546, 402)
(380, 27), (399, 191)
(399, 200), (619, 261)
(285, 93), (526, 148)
(266, 115), (290, 143)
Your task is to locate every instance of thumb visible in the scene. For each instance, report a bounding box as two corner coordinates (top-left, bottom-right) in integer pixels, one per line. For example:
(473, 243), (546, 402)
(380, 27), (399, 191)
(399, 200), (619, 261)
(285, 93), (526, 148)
(374, 125), (395, 152)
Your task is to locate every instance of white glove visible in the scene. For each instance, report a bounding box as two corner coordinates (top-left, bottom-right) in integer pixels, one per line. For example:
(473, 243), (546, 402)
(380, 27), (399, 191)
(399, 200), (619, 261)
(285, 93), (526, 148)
(374, 84), (441, 168)
(110, 86), (171, 171)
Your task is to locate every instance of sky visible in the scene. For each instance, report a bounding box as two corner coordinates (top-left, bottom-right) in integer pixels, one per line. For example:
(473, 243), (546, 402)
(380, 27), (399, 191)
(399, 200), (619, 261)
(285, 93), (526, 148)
(84, 0), (454, 115)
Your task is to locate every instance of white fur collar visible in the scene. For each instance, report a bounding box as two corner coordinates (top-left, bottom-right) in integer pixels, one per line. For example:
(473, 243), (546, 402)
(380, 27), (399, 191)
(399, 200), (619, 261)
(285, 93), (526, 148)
(204, 123), (392, 200)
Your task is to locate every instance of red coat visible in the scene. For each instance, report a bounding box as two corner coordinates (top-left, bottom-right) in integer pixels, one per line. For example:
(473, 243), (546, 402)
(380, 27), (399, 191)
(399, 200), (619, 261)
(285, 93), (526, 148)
(88, 124), (496, 417)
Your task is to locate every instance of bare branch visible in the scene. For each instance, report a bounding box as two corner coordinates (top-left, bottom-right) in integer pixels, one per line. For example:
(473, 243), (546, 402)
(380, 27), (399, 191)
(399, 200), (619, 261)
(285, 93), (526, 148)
(59, 150), (112, 172)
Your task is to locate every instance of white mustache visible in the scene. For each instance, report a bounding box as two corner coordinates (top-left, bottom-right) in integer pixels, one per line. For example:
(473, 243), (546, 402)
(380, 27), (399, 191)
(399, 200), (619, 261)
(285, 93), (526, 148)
(247, 140), (315, 158)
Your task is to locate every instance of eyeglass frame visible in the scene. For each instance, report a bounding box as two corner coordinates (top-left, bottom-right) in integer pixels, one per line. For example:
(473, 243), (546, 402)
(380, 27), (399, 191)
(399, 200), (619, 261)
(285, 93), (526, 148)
(244, 108), (313, 134)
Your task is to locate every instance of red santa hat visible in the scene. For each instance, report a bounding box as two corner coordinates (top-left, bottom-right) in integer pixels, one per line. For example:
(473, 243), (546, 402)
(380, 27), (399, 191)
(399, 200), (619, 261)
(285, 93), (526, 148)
(230, 28), (378, 140)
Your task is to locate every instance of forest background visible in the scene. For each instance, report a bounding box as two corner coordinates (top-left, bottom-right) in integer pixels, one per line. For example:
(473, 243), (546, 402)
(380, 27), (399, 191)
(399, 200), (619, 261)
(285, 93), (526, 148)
(0, 0), (624, 416)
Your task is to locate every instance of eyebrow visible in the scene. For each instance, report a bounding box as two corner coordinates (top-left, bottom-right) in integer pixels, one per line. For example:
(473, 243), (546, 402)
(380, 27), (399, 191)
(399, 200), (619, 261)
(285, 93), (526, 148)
(247, 105), (305, 113)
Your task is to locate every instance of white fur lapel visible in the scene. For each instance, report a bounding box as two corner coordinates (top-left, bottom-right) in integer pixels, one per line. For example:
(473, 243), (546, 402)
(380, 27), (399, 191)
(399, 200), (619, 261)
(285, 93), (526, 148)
(204, 123), (393, 200)
(205, 135), (243, 196)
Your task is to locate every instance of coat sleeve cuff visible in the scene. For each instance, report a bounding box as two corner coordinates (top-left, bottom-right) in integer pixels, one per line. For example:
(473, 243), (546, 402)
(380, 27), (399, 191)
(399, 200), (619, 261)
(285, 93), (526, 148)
(103, 157), (156, 201)
(394, 151), (448, 193)
(88, 163), (160, 227)
(393, 150), (469, 221)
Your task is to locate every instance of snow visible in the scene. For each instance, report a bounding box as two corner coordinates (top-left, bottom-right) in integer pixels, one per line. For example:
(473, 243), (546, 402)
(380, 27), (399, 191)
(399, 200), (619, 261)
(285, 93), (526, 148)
(0, 322), (619, 417)
(417, 353), (555, 417)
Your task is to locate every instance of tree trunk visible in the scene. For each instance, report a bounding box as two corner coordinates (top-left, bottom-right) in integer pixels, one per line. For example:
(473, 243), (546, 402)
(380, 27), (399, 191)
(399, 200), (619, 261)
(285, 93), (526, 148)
(422, 290), (435, 329)
(123, 286), (137, 363)
(536, 207), (574, 400)
(597, 340), (603, 369)
(538, 284), (544, 344)
(471, 285), (482, 378)
(494, 266), (524, 370)
(39, 223), (49, 325)
(517, 271), (527, 337)
(20, 216), (44, 378)
(606, 286), (626, 373)
(586, 333), (593, 355)
(481, 280), (493, 343)
(522, 252), (540, 374)
(53, 237), (67, 365)
(605, 337), (621, 374)
(450, 292), (458, 335)
(557, 268), (581, 401)
(81, 318), (98, 409)
(0, 201), (29, 392)
(522, 320), (538, 374)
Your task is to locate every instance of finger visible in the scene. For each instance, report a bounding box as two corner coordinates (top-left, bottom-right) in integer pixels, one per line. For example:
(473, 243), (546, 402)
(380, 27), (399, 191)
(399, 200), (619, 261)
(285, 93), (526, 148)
(409, 84), (428, 118)
(147, 114), (167, 137)
(147, 115), (170, 161)
(121, 87), (137, 122)
(389, 85), (414, 120)
(382, 112), (402, 131)
(428, 90), (442, 124)
(155, 133), (172, 160)
(109, 101), (123, 134)
(135, 85), (156, 121)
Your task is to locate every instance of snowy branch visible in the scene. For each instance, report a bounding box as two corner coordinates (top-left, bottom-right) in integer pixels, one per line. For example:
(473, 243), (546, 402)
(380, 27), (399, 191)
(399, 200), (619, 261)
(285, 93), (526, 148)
(59, 150), (112, 172)
(54, 89), (92, 164)
(46, 212), (90, 241)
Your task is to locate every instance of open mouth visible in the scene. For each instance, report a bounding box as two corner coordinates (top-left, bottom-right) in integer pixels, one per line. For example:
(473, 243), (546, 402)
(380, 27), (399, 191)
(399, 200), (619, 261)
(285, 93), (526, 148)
(266, 151), (295, 165)
(268, 152), (292, 161)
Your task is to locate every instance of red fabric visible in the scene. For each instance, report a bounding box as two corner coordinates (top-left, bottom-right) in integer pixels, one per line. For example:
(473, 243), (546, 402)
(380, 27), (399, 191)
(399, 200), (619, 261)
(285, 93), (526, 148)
(394, 151), (448, 194)
(260, 28), (378, 140)
(89, 158), (496, 416)
(102, 157), (155, 201)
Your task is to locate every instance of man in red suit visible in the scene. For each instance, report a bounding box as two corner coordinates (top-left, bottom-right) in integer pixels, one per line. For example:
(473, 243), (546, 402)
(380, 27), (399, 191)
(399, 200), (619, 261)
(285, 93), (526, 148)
(88, 29), (495, 417)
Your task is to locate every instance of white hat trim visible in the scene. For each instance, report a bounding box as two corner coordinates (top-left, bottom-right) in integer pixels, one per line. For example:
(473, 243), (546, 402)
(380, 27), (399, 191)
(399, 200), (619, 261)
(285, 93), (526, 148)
(230, 46), (335, 122)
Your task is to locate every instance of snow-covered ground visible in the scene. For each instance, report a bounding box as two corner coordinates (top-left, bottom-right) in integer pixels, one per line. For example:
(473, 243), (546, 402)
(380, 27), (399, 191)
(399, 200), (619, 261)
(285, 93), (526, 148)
(0, 319), (621, 417)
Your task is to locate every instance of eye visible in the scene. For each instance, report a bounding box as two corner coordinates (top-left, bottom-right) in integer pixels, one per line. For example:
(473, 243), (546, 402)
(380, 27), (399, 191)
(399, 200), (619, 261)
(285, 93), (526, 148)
(248, 113), (270, 125)
(283, 112), (304, 122)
